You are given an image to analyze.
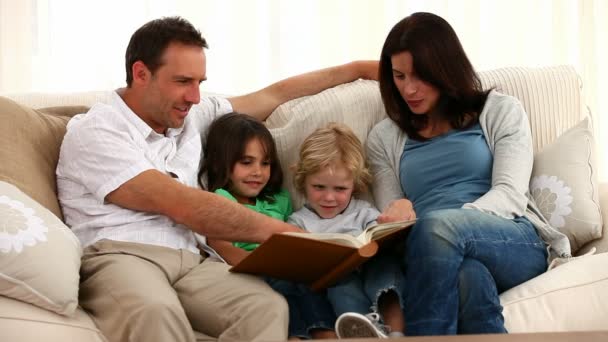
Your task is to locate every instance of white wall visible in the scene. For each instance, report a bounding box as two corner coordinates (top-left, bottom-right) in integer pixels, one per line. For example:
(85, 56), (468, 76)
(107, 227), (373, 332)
(0, 0), (606, 179)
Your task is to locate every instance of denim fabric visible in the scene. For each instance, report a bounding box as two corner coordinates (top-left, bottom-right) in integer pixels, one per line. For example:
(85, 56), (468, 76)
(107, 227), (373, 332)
(265, 278), (336, 339)
(403, 209), (547, 336)
(328, 252), (406, 317)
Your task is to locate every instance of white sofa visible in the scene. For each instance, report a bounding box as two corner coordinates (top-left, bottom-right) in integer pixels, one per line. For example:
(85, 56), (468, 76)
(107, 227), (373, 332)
(1, 65), (607, 341)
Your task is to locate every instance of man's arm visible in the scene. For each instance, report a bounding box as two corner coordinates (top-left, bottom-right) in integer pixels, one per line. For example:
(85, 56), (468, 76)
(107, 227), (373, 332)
(228, 60), (378, 121)
(105, 169), (302, 242)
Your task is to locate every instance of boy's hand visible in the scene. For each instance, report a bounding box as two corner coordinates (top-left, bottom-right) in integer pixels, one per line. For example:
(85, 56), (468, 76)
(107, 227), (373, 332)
(377, 198), (416, 223)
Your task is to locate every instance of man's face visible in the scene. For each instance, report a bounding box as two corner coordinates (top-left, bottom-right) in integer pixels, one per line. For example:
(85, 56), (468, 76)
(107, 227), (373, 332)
(140, 42), (207, 134)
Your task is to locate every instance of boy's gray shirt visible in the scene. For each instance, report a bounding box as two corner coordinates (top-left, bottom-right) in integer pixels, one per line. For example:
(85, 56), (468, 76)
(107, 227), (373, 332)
(288, 198), (380, 236)
(366, 90), (571, 262)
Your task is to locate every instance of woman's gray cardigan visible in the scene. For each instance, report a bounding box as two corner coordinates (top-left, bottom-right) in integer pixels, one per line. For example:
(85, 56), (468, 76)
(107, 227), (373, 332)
(366, 90), (571, 262)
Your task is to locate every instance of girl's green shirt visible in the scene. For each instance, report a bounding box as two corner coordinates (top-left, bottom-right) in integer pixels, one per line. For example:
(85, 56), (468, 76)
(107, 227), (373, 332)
(214, 188), (293, 251)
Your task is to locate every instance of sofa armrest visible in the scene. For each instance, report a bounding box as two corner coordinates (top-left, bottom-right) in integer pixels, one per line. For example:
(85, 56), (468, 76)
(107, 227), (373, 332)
(576, 182), (608, 255)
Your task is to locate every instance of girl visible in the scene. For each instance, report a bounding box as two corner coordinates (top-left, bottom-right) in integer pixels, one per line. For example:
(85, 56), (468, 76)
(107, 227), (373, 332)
(363, 12), (561, 335)
(289, 122), (406, 338)
(198, 112), (337, 339)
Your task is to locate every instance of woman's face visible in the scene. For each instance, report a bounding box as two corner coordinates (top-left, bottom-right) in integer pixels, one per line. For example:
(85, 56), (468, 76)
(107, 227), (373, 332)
(390, 51), (441, 115)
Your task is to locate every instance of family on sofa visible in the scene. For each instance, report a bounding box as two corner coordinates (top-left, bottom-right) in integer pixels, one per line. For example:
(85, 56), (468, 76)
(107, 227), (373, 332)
(47, 12), (576, 342)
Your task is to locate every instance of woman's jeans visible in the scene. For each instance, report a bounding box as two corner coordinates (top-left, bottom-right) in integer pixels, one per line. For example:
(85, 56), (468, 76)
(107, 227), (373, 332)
(404, 209), (547, 336)
(328, 252), (406, 316)
(265, 278), (336, 339)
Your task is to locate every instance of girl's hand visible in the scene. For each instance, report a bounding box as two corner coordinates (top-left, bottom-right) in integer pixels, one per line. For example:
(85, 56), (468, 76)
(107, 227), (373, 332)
(377, 198), (416, 223)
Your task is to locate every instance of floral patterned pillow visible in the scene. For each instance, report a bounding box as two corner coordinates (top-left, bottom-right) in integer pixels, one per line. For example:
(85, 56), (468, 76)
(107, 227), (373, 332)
(0, 181), (81, 316)
(529, 118), (602, 252)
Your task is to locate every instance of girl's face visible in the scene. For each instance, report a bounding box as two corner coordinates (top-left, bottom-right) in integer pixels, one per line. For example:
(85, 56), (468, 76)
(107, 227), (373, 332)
(390, 50), (441, 115)
(229, 138), (271, 205)
(304, 162), (354, 219)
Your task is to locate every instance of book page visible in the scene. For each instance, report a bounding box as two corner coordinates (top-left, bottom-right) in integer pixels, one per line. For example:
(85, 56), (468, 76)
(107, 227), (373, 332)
(283, 231), (364, 248)
(357, 219), (416, 243)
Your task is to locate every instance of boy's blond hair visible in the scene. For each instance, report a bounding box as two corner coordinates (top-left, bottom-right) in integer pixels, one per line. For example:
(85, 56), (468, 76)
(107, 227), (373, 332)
(293, 122), (371, 195)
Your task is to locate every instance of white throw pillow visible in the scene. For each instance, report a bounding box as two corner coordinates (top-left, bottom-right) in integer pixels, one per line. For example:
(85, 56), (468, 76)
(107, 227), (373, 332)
(0, 181), (82, 316)
(529, 118), (602, 252)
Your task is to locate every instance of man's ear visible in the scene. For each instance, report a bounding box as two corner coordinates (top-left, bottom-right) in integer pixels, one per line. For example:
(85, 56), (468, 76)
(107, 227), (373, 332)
(131, 61), (150, 85)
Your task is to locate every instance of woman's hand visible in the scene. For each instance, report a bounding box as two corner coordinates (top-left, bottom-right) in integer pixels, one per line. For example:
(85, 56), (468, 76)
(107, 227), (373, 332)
(377, 198), (416, 223)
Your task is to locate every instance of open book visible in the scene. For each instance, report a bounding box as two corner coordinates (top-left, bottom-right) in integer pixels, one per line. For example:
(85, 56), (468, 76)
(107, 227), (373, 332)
(230, 219), (416, 290)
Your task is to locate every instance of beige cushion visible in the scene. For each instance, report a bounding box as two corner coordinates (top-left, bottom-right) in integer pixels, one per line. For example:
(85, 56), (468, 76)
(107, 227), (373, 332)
(501, 252), (608, 332)
(0, 181), (81, 316)
(267, 79), (385, 209)
(0, 296), (104, 342)
(0, 96), (87, 219)
(529, 118), (602, 252)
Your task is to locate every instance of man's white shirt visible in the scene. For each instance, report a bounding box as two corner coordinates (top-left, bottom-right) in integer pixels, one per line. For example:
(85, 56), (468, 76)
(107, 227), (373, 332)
(56, 91), (232, 253)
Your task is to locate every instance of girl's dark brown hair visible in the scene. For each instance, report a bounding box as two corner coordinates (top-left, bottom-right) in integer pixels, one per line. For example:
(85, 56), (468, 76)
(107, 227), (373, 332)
(198, 113), (283, 202)
(379, 12), (490, 140)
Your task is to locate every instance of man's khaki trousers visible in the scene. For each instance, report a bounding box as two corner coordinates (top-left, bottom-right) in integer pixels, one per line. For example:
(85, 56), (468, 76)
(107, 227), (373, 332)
(79, 239), (288, 342)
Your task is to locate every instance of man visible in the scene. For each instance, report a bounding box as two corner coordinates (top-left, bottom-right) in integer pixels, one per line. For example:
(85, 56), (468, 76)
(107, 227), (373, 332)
(56, 16), (377, 342)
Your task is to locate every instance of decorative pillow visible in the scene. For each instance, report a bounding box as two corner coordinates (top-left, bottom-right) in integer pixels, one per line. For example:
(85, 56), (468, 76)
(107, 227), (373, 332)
(0, 181), (82, 316)
(266, 80), (386, 210)
(529, 117), (602, 252)
(0, 96), (87, 220)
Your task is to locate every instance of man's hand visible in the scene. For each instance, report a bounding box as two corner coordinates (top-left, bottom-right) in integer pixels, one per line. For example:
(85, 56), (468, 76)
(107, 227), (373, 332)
(207, 239), (251, 266)
(377, 198), (416, 224)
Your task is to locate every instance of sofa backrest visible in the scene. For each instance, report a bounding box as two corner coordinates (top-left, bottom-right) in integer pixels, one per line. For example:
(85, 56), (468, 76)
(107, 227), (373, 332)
(2, 65), (589, 216)
(7, 65), (586, 156)
(5, 91), (112, 109)
(478, 65), (586, 153)
(267, 65), (589, 209)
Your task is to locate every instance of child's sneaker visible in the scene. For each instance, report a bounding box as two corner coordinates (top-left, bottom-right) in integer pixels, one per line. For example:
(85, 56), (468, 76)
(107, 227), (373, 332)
(335, 312), (388, 338)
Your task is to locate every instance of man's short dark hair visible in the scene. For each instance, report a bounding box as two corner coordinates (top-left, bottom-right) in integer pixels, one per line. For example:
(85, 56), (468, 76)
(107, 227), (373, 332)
(125, 16), (208, 87)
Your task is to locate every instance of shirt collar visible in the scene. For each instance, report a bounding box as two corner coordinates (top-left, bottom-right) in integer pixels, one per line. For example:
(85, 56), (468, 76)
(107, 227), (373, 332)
(111, 90), (186, 139)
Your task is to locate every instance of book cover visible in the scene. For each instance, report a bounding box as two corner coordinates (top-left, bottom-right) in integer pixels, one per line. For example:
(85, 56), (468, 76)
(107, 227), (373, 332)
(229, 219), (415, 290)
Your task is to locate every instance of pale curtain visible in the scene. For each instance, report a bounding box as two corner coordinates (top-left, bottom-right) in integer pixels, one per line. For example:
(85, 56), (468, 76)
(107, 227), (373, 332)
(0, 0), (606, 179)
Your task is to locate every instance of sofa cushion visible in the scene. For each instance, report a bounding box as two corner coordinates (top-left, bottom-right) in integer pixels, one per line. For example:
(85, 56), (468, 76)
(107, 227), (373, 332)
(0, 181), (81, 316)
(0, 96), (87, 219)
(267, 79), (385, 209)
(0, 296), (104, 342)
(501, 252), (608, 332)
(529, 118), (602, 252)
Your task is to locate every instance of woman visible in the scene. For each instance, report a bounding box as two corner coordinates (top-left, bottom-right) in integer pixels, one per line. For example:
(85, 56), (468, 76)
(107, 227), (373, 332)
(364, 12), (571, 335)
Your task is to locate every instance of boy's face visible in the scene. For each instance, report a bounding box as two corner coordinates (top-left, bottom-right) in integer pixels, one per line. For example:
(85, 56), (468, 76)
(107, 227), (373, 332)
(304, 162), (354, 219)
(229, 138), (271, 205)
